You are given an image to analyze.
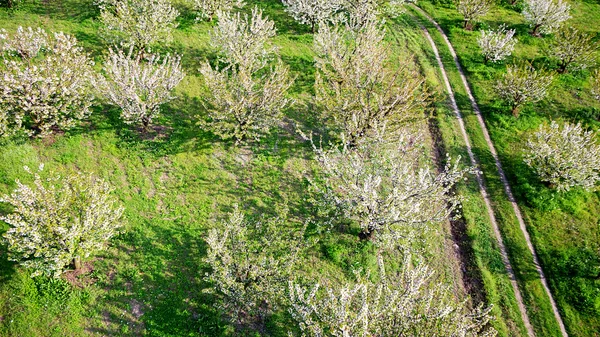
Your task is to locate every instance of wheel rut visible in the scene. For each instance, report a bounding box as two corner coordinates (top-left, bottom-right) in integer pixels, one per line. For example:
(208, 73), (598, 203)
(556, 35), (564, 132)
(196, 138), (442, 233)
(410, 5), (569, 337)
(408, 8), (536, 337)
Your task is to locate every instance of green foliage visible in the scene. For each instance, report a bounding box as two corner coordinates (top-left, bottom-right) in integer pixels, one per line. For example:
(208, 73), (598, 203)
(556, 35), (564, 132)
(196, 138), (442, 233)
(413, 1), (600, 335)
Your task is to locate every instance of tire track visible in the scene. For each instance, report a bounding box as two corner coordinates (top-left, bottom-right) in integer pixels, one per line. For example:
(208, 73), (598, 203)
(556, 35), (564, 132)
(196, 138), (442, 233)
(410, 5), (568, 337)
(407, 9), (535, 337)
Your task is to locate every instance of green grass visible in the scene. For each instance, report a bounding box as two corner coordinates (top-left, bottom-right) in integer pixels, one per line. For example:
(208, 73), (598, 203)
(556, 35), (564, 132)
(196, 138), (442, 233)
(0, 1), (472, 336)
(397, 11), (530, 336)
(413, 1), (600, 336)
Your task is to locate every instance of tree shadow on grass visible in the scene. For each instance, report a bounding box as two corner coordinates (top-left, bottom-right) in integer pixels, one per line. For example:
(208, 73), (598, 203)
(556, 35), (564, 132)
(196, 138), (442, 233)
(281, 54), (315, 95)
(246, 0), (313, 36)
(0, 238), (16, 284)
(80, 93), (216, 158)
(24, 0), (99, 23)
(86, 220), (226, 336)
(73, 29), (107, 58)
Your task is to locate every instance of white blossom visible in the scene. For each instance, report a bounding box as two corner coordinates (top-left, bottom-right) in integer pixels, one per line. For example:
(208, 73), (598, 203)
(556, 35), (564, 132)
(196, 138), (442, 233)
(494, 62), (554, 117)
(282, 0), (345, 32)
(548, 26), (598, 73)
(310, 132), (475, 249)
(192, 0), (244, 21)
(314, 18), (426, 143)
(0, 27), (95, 138)
(522, 0), (570, 36)
(477, 25), (517, 63)
(210, 8), (277, 72)
(592, 70), (600, 101)
(455, 0), (492, 30)
(383, 0), (415, 18)
(289, 254), (497, 337)
(204, 206), (305, 328)
(0, 26), (48, 59)
(98, 0), (179, 50)
(201, 7), (294, 142)
(1, 166), (125, 278)
(99, 47), (185, 128)
(525, 121), (600, 192)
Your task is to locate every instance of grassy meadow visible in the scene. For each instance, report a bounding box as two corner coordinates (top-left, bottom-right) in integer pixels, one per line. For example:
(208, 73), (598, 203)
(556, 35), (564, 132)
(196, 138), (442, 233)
(415, 0), (600, 336)
(0, 0), (470, 336)
(1, 0), (599, 336)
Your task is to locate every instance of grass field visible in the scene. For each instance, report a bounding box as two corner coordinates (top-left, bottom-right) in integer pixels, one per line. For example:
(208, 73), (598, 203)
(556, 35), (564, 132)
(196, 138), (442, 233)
(0, 1), (479, 336)
(414, 1), (600, 336)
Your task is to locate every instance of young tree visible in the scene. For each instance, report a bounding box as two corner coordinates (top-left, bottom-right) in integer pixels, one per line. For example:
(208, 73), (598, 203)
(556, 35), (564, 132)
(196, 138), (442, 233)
(99, 48), (185, 129)
(204, 206), (305, 330)
(209, 7), (276, 71)
(289, 254), (496, 337)
(0, 27), (95, 138)
(192, 0), (244, 21)
(314, 19), (426, 144)
(310, 132), (474, 249)
(98, 0), (179, 50)
(455, 0), (492, 30)
(201, 8), (294, 143)
(282, 0), (345, 32)
(494, 62), (554, 117)
(1, 165), (125, 278)
(548, 26), (598, 73)
(522, 0), (570, 36)
(592, 70), (600, 102)
(478, 25), (517, 63)
(524, 121), (600, 192)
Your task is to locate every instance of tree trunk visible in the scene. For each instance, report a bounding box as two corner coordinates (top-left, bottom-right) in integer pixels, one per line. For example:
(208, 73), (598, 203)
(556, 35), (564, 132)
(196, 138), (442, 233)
(511, 105), (520, 118)
(558, 61), (568, 74)
(73, 256), (82, 271)
(359, 225), (376, 240)
(531, 24), (541, 37)
(464, 20), (473, 31)
(142, 117), (151, 131)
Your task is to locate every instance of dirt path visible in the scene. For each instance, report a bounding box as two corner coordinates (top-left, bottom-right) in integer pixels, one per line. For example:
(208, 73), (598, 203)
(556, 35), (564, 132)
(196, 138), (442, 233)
(411, 5), (569, 337)
(409, 9), (535, 337)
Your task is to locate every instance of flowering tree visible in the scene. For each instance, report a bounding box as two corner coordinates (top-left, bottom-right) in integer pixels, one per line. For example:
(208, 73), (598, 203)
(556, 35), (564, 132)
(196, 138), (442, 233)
(522, 0), (570, 36)
(192, 0), (244, 21)
(98, 0), (179, 50)
(282, 0), (344, 32)
(478, 25), (517, 63)
(1, 165), (124, 278)
(548, 26), (598, 73)
(99, 48), (185, 129)
(0, 27), (95, 138)
(314, 19), (425, 144)
(592, 70), (600, 102)
(494, 63), (554, 117)
(524, 121), (600, 192)
(204, 206), (305, 329)
(288, 254), (496, 337)
(201, 8), (294, 143)
(310, 132), (474, 249)
(455, 0), (492, 30)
